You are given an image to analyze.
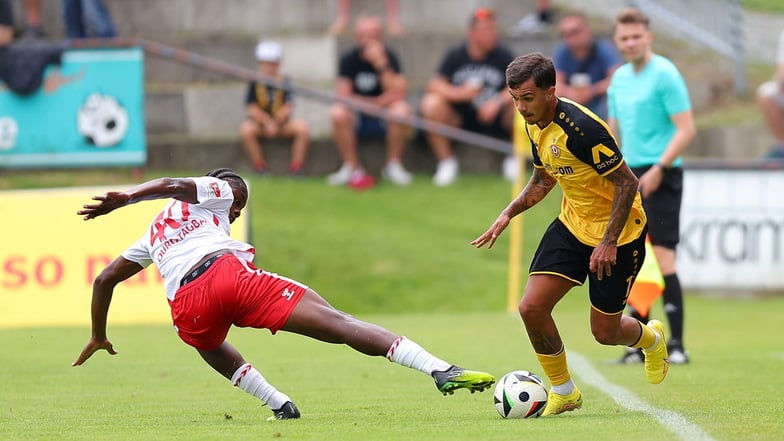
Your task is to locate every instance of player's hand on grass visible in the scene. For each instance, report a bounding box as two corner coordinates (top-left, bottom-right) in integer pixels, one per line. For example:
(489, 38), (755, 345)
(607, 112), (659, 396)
(77, 192), (131, 220)
(72, 338), (117, 366)
(471, 214), (511, 249)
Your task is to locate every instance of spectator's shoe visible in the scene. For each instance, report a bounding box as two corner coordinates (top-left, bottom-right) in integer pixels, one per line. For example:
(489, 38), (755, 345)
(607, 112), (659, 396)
(542, 387), (583, 416)
(433, 157), (459, 187)
(668, 346), (690, 365)
(288, 166), (305, 179)
(432, 365), (495, 395)
(382, 161), (412, 186)
(268, 401), (300, 420)
(614, 347), (644, 364)
(502, 155), (519, 181)
(643, 320), (669, 384)
(348, 169), (376, 191)
(327, 163), (355, 186)
(253, 167), (268, 177)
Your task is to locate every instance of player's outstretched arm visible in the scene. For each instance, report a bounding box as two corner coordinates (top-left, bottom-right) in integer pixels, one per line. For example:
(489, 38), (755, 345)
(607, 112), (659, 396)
(471, 168), (556, 249)
(77, 178), (199, 220)
(72, 256), (144, 366)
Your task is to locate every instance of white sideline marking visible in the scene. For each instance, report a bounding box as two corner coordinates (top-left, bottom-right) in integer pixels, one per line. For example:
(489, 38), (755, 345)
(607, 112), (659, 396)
(570, 352), (716, 441)
(771, 352), (784, 360)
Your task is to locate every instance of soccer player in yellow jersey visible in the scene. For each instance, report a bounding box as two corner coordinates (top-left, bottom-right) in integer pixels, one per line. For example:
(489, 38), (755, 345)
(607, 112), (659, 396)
(472, 52), (669, 416)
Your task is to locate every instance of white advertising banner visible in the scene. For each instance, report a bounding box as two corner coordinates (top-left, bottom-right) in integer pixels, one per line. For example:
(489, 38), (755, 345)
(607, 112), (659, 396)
(679, 167), (784, 292)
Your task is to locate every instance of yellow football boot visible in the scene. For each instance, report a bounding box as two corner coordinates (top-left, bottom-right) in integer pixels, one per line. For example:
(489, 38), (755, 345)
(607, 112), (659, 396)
(643, 319), (670, 384)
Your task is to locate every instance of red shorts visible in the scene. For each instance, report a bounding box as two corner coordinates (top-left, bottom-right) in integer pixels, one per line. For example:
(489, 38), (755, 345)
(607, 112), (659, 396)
(168, 255), (307, 351)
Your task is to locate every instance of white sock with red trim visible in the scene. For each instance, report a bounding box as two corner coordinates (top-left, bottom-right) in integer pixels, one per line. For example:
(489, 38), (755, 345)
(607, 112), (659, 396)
(386, 336), (451, 374)
(231, 363), (291, 410)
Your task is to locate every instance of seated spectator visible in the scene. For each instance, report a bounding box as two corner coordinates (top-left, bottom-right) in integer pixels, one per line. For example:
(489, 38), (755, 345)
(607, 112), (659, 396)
(757, 29), (784, 159)
(239, 41), (310, 176)
(419, 7), (515, 186)
(328, 0), (404, 36)
(327, 14), (413, 188)
(62, 0), (116, 39)
(553, 12), (620, 120)
(0, 0), (64, 97)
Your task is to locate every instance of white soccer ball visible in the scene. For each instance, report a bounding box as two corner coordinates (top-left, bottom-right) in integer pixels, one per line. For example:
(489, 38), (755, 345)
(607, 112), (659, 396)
(493, 370), (548, 419)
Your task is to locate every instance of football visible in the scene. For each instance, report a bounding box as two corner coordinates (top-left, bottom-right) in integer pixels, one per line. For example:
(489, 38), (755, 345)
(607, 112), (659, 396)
(493, 370), (548, 419)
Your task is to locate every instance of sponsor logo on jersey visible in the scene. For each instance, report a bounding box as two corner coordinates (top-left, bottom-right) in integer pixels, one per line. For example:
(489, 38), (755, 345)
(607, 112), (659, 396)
(282, 288), (295, 301)
(208, 182), (221, 198)
(592, 144), (620, 170)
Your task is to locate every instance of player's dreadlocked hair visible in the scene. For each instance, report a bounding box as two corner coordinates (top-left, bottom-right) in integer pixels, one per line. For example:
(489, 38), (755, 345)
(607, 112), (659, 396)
(204, 168), (248, 198)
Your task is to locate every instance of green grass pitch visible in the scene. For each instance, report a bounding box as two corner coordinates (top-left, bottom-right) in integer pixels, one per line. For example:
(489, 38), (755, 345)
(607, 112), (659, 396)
(1, 172), (782, 440)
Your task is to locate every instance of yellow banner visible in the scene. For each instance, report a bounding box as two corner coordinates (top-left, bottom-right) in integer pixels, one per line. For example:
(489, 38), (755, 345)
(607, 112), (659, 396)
(0, 186), (249, 329)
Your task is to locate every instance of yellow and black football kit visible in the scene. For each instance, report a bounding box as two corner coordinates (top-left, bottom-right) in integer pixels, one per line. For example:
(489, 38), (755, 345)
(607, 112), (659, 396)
(526, 98), (648, 314)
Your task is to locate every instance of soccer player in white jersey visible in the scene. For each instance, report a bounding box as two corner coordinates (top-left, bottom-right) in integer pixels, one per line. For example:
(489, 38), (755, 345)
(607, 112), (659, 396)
(73, 168), (494, 420)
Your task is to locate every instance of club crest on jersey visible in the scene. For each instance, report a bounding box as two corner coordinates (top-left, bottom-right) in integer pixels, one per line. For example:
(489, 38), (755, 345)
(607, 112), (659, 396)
(550, 144), (560, 158)
(208, 182), (221, 197)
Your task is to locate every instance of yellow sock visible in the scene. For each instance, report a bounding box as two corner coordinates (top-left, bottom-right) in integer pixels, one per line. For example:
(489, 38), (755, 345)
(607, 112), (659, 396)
(535, 347), (570, 387)
(630, 321), (658, 350)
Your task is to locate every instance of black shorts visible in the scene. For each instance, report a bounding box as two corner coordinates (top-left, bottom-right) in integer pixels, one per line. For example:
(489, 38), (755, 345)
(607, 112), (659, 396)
(453, 103), (510, 140)
(631, 166), (683, 250)
(529, 218), (647, 314)
(356, 113), (386, 138)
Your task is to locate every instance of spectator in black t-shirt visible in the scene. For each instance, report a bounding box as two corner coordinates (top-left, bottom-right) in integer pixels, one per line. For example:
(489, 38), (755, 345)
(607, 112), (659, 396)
(327, 14), (413, 188)
(238, 41), (310, 176)
(420, 7), (515, 186)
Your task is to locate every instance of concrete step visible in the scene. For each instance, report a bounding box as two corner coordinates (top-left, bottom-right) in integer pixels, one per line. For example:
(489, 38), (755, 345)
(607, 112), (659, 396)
(144, 135), (510, 178)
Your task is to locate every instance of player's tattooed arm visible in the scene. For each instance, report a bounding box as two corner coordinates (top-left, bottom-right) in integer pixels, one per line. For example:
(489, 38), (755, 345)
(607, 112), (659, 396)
(502, 167), (557, 219)
(602, 164), (639, 245)
(471, 168), (556, 249)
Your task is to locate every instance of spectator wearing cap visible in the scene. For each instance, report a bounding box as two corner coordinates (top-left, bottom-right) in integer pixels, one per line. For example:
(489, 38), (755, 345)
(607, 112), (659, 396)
(238, 41), (310, 176)
(326, 14), (413, 189)
(419, 7), (516, 186)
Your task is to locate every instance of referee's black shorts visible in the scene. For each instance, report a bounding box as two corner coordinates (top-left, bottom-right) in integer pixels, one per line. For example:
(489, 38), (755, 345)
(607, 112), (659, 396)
(631, 165), (683, 250)
(529, 218), (647, 315)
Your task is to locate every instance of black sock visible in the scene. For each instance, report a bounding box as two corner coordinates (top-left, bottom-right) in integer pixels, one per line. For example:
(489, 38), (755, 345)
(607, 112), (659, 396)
(628, 307), (648, 324)
(662, 273), (684, 347)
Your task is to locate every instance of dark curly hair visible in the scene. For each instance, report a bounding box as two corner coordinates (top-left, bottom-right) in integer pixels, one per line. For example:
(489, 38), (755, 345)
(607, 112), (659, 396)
(204, 168), (248, 199)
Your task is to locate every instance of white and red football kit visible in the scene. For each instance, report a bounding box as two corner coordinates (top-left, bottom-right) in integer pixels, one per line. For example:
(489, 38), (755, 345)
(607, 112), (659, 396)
(122, 176), (306, 350)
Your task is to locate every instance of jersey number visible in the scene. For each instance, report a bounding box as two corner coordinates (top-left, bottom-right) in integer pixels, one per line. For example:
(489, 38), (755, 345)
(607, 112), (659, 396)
(149, 203), (190, 245)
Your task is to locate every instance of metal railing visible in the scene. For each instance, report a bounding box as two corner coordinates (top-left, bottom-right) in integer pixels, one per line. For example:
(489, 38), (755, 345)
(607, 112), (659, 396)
(67, 37), (514, 155)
